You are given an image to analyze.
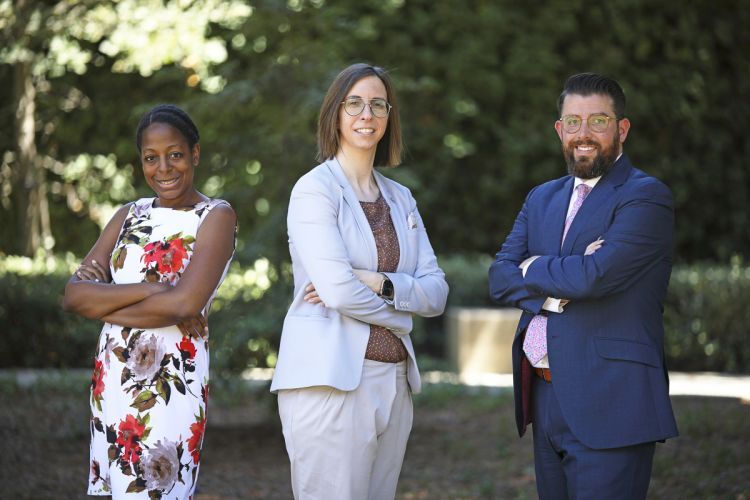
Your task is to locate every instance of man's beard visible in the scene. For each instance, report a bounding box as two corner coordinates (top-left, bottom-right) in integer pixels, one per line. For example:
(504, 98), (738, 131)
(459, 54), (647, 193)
(563, 131), (620, 179)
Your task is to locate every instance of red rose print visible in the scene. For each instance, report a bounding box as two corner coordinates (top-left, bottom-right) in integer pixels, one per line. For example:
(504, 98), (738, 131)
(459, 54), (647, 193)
(116, 414), (146, 464)
(167, 238), (190, 270)
(187, 416), (206, 464)
(177, 337), (197, 360)
(142, 235), (191, 276)
(91, 359), (105, 400)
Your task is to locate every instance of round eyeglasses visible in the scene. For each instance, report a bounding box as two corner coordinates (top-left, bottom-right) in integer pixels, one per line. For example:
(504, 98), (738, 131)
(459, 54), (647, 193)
(558, 113), (615, 134)
(341, 97), (392, 118)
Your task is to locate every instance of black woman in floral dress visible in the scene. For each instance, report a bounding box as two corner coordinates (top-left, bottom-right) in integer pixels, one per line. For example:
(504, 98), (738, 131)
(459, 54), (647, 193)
(64, 104), (236, 498)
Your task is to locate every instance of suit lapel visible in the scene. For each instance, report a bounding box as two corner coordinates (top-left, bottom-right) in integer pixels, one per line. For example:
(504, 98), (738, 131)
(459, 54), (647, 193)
(560, 155), (633, 255)
(325, 158), (378, 270)
(546, 177), (574, 254)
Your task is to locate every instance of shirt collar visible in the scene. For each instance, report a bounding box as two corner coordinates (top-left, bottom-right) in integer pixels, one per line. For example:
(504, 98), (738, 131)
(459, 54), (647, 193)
(573, 152), (622, 189)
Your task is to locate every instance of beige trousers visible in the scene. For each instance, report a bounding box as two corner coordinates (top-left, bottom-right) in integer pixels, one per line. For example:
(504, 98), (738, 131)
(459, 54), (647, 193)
(277, 360), (413, 500)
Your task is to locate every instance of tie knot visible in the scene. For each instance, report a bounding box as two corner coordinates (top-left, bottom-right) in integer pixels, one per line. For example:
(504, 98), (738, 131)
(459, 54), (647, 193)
(577, 183), (592, 199)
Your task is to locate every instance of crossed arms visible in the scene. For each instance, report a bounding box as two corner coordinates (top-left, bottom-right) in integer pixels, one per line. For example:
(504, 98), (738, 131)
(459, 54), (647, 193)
(288, 175), (448, 336)
(489, 179), (674, 312)
(63, 203), (236, 339)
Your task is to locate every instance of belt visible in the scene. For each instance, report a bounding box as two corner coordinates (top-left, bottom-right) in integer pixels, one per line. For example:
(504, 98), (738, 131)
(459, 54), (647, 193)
(534, 367), (552, 383)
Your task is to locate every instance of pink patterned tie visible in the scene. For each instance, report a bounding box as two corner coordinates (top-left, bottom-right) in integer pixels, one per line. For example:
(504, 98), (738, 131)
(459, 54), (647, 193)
(523, 183), (592, 364)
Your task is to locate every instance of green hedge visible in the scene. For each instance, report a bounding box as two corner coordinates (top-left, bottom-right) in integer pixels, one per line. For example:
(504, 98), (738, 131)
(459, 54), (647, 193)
(0, 254), (288, 378)
(2, 254), (749, 375)
(663, 258), (750, 373)
(0, 255), (97, 368)
(436, 254), (750, 374)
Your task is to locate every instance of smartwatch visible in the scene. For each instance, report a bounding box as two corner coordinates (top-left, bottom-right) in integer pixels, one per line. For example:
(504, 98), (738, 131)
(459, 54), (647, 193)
(379, 274), (394, 300)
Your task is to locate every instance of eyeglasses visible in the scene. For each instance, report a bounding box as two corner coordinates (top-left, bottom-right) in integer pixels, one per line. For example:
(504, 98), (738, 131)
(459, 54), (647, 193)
(558, 113), (616, 133)
(341, 97), (392, 118)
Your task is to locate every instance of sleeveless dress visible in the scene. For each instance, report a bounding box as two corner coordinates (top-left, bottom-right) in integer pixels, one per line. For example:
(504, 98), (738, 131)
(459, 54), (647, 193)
(87, 197), (233, 498)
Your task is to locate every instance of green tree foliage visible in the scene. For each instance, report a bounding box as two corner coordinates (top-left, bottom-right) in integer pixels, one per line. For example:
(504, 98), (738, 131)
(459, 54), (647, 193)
(167, 0), (750, 265)
(3, 0), (747, 262)
(0, 0), (251, 255)
(0, 1), (748, 374)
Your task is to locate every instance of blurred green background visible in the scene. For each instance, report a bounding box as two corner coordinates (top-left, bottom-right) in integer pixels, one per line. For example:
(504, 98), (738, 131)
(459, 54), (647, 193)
(1, 0), (749, 377)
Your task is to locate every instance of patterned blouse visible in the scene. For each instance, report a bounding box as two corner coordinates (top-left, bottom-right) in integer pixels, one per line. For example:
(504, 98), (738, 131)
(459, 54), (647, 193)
(360, 194), (408, 363)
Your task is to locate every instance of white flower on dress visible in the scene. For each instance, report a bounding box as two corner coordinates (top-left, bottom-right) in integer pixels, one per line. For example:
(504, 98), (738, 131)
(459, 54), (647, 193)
(126, 333), (166, 381)
(142, 439), (179, 492)
(132, 199), (152, 219)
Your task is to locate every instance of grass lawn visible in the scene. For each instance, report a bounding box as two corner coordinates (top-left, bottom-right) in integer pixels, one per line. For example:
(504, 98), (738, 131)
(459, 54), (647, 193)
(1, 373), (748, 499)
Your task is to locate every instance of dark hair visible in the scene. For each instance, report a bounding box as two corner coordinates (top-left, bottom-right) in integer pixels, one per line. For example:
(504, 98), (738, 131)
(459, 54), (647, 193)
(135, 104), (200, 153)
(557, 73), (626, 119)
(317, 63), (403, 167)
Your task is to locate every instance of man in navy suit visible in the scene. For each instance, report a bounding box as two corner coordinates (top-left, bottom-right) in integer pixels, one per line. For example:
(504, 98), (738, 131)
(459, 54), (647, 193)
(489, 73), (678, 499)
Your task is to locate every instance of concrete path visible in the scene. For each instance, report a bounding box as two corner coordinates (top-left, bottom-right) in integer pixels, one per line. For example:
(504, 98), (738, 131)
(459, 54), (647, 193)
(667, 372), (750, 400)
(419, 370), (750, 401)
(3, 369), (749, 401)
(241, 369), (750, 401)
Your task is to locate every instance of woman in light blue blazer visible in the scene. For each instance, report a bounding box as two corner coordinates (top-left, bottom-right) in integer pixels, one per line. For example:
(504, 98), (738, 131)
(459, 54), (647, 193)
(271, 63), (449, 500)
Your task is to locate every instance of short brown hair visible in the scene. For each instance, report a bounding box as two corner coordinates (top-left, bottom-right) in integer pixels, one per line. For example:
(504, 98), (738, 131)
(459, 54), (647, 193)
(316, 63), (403, 167)
(558, 72), (626, 119)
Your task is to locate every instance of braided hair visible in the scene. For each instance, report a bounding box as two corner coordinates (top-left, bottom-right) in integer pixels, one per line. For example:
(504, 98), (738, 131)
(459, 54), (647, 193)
(135, 104), (200, 153)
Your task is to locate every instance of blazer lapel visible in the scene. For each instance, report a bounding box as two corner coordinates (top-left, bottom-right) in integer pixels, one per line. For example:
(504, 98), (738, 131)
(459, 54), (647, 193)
(325, 158), (378, 270)
(561, 155), (633, 255)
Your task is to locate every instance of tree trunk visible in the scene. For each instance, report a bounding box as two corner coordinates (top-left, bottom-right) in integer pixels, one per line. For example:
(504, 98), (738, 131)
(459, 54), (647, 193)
(13, 60), (52, 256)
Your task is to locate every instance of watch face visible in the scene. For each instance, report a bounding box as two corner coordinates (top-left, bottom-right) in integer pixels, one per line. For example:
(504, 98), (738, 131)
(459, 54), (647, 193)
(382, 279), (394, 297)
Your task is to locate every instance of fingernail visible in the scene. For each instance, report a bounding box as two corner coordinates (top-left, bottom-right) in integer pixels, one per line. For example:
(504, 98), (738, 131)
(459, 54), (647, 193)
(92, 260), (97, 264)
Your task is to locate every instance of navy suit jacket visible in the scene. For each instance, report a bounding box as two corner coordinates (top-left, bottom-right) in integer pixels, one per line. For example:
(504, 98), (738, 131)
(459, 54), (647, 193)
(489, 155), (679, 449)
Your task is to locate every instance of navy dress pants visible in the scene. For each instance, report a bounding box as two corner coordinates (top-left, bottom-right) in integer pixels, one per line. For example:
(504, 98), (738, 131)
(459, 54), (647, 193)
(531, 376), (656, 500)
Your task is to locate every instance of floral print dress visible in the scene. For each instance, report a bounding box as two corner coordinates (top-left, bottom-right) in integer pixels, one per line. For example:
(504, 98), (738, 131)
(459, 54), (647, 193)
(88, 198), (233, 498)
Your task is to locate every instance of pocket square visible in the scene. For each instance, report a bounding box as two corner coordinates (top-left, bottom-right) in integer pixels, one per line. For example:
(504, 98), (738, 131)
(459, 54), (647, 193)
(407, 212), (418, 229)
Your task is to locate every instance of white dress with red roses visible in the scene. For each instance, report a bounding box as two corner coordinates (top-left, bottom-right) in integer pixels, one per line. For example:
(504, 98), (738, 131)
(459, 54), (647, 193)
(88, 197), (233, 498)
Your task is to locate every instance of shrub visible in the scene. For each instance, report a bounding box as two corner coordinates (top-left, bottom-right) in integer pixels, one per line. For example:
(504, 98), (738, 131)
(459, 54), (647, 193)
(2, 254), (749, 375)
(0, 254), (97, 368)
(425, 254), (750, 374)
(663, 257), (750, 373)
(0, 254), (287, 379)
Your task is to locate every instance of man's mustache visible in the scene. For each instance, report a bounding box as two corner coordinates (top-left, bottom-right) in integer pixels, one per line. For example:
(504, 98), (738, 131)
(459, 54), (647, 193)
(569, 140), (600, 149)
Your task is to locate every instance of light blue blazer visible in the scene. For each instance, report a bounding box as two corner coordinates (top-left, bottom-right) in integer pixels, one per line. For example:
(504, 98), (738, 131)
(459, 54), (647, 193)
(270, 158), (449, 394)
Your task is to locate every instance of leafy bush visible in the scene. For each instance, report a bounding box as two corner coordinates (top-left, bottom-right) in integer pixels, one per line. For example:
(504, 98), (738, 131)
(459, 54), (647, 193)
(0, 254), (287, 379)
(416, 254), (750, 374)
(4, 1), (749, 265)
(3, 254), (749, 375)
(208, 260), (291, 378)
(0, 254), (97, 368)
(663, 257), (750, 373)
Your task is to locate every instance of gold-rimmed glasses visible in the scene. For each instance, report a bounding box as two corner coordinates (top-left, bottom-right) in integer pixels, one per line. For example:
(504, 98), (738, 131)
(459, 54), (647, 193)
(341, 97), (392, 118)
(558, 113), (616, 133)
